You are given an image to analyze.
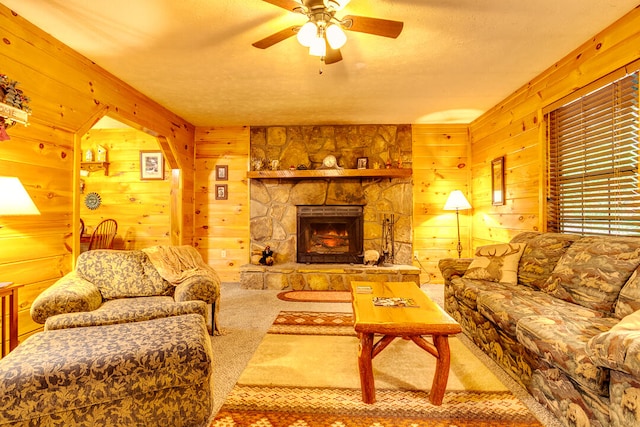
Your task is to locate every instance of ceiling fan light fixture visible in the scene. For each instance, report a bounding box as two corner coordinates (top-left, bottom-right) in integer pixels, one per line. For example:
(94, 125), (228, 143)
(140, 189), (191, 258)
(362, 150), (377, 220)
(309, 35), (327, 57)
(324, 0), (350, 11)
(297, 21), (317, 47)
(326, 24), (347, 49)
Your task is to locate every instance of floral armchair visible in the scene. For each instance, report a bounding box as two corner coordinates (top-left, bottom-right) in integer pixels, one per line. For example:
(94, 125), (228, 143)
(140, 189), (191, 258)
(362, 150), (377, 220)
(31, 247), (221, 334)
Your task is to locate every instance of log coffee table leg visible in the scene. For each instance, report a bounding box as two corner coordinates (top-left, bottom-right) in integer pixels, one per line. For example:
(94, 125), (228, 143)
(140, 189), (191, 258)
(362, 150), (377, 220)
(357, 332), (376, 404)
(430, 334), (452, 405)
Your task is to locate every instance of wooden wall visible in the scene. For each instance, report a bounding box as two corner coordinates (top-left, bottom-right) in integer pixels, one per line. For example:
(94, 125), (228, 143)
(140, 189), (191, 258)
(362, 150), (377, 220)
(80, 129), (172, 249)
(194, 127), (251, 282)
(0, 4), (195, 352)
(2, 1), (640, 349)
(412, 125), (471, 283)
(468, 5), (640, 249)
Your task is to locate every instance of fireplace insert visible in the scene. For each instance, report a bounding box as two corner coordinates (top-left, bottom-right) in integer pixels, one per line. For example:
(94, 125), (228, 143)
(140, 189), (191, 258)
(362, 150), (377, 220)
(297, 205), (364, 264)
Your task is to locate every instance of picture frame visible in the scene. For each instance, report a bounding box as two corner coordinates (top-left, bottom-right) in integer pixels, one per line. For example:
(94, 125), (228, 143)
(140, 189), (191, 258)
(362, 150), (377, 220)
(357, 157), (368, 169)
(140, 151), (164, 180)
(491, 156), (505, 206)
(215, 184), (228, 200)
(215, 165), (228, 181)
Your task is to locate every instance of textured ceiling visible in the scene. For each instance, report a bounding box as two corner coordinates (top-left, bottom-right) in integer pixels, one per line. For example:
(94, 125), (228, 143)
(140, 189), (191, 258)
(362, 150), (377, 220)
(2, 0), (638, 126)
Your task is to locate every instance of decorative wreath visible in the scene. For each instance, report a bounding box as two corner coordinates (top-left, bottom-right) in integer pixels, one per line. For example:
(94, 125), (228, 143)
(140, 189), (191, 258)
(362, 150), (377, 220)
(0, 74), (31, 128)
(84, 192), (102, 210)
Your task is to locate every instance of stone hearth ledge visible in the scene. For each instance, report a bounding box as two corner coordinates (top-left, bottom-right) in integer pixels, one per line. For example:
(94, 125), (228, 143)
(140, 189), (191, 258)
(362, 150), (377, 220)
(239, 263), (420, 291)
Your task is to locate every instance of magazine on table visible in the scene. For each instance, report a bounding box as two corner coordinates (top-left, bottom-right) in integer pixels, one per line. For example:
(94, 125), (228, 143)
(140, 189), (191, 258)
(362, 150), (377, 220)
(373, 296), (419, 308)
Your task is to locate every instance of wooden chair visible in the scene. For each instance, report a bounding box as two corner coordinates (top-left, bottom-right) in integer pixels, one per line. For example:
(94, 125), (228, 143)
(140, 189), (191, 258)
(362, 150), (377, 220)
(88, 219), (118, 250)
(79, 218), (85, 236)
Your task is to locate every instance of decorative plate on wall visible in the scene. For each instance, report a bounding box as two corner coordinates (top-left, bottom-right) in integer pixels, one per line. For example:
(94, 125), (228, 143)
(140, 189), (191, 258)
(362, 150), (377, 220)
(85, 192), (101, 210)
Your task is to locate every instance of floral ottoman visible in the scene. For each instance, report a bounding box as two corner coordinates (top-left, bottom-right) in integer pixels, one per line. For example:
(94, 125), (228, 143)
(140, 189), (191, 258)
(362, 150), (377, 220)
(0, 314), (213, 426)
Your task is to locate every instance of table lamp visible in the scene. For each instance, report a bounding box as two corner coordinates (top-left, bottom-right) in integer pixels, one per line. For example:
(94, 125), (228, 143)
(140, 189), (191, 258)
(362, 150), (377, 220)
(0, 177), (39, 354)
(444, 190), (472, 258)
(0, 176), (41, 215)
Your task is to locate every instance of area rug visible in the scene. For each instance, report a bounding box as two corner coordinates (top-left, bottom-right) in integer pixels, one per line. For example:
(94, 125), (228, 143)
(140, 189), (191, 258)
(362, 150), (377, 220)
(277, 290), (352, 303)
(211, 311), (543, 427)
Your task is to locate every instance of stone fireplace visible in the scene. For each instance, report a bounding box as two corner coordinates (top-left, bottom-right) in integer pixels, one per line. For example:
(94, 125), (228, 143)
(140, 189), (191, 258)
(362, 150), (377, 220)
(241, 124), (420, 290)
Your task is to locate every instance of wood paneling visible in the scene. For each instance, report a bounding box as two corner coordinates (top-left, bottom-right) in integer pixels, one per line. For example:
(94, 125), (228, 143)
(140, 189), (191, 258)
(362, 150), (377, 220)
(194, 127), (250, 282)
(0, 4), (195, 354)
(468, 5), (640, 251)
(2, 2), (640, 352)
(412, 125), (470, 284)
(80, 129), (172, 249)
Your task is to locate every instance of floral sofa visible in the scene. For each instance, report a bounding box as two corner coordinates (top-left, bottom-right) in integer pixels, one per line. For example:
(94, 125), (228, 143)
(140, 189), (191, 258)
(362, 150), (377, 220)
(439, 232), (640, 427)
(0, 314), (213, 426)
(30, 246), (221, 334)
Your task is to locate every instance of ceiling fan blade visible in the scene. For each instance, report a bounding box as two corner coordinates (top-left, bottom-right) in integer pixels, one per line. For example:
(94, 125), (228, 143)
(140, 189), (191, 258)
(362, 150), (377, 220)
(252, 26), (299, 49)
(324, 41), (343, 64)
(341, 15), (404, 38)
(261, 0), (305, 13)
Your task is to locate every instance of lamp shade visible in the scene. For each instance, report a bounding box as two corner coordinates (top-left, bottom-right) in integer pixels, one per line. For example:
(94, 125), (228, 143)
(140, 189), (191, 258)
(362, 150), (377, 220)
(444, 190), (471, 211)
(309, 35), (327, 57)
(297, 22), (317, 47)
(326, 24), (347, 49)
(324, 0), (350, 10)
(0, 177), (41, 215)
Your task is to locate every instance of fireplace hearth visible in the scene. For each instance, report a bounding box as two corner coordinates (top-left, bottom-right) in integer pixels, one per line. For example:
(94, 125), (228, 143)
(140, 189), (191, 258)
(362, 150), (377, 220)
(297, 205), (364, 264)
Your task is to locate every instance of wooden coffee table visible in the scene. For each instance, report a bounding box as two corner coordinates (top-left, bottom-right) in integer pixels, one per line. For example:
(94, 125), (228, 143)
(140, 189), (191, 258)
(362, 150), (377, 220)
(350, 281), (461, 405)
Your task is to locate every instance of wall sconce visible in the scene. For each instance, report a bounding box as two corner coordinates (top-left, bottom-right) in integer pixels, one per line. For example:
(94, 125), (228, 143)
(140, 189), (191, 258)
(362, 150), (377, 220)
(444, 190), (472, 258)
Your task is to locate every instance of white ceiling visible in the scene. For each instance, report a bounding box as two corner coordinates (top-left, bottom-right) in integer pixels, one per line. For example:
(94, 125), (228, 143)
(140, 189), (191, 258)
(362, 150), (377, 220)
(2, 0), (638, 126)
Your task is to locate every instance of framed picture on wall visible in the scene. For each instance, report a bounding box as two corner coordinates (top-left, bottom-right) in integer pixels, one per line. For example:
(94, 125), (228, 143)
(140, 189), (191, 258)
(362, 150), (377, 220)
(215, 184), (228, 200)
(140, 151), (164, 180)
(215, 165), (228, 181)
(491, 156), (505, 206)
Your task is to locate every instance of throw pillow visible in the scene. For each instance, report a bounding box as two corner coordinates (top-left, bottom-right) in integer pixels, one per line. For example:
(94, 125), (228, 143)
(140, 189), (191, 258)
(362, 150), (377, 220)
(545, 236), (640, 313)
(463, 243), (526, 285)
(586, 309), (640, 376)
(615, 268), (640, 319)
(78, 250), (172, 300)
(510, 232), (580, 290)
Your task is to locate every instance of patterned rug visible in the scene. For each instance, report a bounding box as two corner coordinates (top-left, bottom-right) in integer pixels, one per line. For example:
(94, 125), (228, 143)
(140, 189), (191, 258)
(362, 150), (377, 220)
(277, 290), (352, 303)
(211, 311), (543, 427)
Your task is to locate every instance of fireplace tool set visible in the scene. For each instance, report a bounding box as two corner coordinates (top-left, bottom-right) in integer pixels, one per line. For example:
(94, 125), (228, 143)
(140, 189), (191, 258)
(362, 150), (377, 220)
(380, 214), (395, 266)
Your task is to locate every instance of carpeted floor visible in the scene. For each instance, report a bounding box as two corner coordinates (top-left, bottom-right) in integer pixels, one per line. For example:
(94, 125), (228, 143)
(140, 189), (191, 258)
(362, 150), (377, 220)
(211, 310), (543, 426)
(208, 283), (563, 427)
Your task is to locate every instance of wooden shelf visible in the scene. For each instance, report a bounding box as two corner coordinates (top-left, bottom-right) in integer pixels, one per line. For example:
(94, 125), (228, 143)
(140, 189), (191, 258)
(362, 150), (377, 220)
(247, 168), (412, 179)
(81, 161), (110, 175)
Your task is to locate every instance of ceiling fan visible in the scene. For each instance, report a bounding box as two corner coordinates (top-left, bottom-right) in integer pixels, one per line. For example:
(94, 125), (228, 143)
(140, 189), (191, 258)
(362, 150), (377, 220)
(252, 0), (404, 65)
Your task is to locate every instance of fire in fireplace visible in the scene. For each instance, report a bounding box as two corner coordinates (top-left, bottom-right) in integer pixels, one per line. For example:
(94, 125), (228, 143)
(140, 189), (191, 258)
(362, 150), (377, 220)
(297, 205), (364, 264)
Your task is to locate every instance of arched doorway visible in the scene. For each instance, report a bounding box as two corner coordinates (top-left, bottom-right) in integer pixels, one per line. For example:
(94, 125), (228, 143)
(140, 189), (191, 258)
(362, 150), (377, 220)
(72, 112), (183, 261)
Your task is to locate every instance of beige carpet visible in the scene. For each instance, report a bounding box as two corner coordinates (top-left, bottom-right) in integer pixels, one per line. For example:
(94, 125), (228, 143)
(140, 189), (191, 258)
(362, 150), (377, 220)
(211, 311), (544, 427)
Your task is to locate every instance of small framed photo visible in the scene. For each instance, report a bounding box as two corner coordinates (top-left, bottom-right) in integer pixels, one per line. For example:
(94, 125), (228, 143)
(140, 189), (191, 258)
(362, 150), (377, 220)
(357, 157), (368, 169)
(491, 156), (505, 206)
(140, 151), (164, 180)
(215, 165), (228, 181)
(215, 184), (228, 200)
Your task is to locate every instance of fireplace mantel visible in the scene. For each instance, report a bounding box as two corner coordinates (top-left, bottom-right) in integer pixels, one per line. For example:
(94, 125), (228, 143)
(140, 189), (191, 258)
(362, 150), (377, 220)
(247, 168), (412, 180)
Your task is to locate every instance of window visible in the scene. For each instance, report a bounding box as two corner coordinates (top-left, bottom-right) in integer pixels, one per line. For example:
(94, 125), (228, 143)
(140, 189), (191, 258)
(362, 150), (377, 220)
(546, 71), (639, 236)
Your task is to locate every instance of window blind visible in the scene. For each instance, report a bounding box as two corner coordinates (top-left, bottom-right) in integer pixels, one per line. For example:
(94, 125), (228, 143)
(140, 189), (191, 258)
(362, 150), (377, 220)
(547, 71), (639, 236)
